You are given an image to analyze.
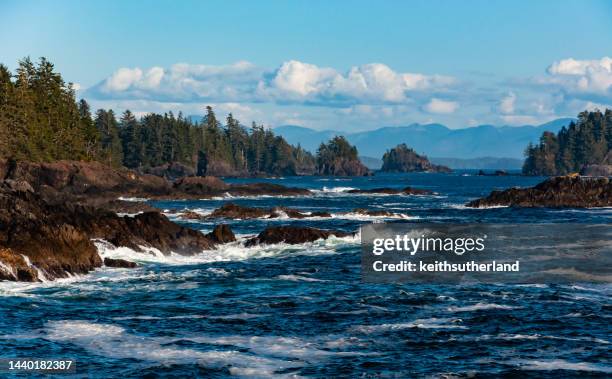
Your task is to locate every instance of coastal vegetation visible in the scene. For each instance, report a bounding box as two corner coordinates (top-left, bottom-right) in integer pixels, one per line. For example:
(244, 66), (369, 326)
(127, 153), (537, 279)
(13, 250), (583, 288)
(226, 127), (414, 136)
(381, 143), (451, 173)
(315, 136), (371, 176)
(523, 109), (612, 175)
(0, 58), (320, 177)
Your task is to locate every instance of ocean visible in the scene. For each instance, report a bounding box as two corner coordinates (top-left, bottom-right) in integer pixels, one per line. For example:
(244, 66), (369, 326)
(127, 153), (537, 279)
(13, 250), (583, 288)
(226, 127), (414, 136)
(1, 172), (611, 377)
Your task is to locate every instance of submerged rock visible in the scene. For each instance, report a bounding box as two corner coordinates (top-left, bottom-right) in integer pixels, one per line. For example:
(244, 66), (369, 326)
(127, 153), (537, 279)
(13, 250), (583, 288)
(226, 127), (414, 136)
(466, 175), (612, 208)
(245, 226), (350, 246)
(104, 257), (138, 268)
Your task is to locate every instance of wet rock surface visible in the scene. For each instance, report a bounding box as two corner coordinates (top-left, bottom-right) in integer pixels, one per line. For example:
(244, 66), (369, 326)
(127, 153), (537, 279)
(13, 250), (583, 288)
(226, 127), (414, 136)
(245, 226), (351, 247)
(466, 175), (612, 208)
(104, 257), (138, 268)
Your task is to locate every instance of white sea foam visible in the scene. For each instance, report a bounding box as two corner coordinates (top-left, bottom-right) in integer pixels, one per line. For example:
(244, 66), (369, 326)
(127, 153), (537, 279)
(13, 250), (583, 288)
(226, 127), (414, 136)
(445, 203), (509, 210)
(44, 320), (301, 377)
(476, 333), (609, 344)
(93, 233), (359, 266)
(117, 196), (149, 202)
(353, 317), (466, 333)
(275, 274), (329, 282)
(510, 359), (612, 373)
(447, 302), (518, 312)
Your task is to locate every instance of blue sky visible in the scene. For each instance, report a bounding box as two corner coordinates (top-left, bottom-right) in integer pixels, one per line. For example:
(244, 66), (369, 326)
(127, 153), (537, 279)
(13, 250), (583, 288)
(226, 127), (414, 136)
(1, 0), (611, 130)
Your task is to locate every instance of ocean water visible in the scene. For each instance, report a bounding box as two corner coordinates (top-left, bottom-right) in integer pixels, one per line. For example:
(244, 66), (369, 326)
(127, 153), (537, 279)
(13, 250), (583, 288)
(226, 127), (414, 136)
(1, 172), (611, 378)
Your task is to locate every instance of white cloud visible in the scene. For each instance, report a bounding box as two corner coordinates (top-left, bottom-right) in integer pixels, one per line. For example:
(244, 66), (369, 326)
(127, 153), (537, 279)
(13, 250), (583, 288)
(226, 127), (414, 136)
(90, 60), (456, 107)
(499, 92), (516, 114)
(423, 98), (459, 114)
(545, 57), (612, 95)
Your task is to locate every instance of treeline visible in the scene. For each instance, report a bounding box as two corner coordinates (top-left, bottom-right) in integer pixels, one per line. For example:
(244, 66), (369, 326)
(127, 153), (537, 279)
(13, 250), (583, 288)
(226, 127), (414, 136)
(0, 58), (98, 162)
(0, 58), (317, 176)
(95, 106), (316, 176)
(523, 109), (612, 175)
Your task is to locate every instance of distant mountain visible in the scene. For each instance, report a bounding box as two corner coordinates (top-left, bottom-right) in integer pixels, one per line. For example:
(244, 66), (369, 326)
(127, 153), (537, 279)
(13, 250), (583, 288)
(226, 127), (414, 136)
(273, 119), (574, 161)
(359, 156), (383, 170)
(430, 157), (524, 170)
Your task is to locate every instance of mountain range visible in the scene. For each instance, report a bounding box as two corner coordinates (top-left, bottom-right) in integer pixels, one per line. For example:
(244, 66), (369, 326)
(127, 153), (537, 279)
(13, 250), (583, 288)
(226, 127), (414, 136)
(271, 119), (573, 167)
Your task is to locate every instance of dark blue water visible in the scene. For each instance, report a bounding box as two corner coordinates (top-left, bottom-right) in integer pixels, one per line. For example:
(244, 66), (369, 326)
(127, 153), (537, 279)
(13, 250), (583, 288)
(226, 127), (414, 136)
(1, 172), (611, 377)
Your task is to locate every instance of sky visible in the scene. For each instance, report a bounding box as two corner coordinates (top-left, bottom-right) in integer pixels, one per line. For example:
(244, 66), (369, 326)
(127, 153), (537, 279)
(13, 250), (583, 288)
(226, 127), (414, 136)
(1, 0), (611, 131)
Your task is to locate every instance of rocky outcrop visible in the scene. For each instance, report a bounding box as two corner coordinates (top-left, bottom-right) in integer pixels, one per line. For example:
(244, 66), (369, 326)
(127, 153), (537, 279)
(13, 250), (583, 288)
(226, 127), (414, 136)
(0, 160), (311, 201)
(104, 258), (138, 268)
(0, 159), (170, 198)
(381, 144), (452, 173)
(0, 180), (229, 282)
(317, 158), (372, 177)
(466, 175), (612, 208)
(351, 208), (396, 217)
(245, 226), (350, 247)
(142, 162), (196, 181)
(202, 203), (331, 220)
(205, 225), (236, 244)
(347, 186), (433, 195)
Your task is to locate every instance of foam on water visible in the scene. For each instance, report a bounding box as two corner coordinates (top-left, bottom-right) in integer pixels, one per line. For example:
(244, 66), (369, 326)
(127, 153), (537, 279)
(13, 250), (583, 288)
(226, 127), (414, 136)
(94, 233), (359, 266)
(446, 302), (519, 312)
(44, 320), (301, 377)
(509, 359), (612, 373)
(353, 318), (467, 334)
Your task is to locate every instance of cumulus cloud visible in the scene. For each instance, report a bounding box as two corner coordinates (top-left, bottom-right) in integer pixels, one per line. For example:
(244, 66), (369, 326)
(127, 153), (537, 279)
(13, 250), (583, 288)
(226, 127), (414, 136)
(88, 60), (456, 107)
(544, 57), (612, 96)
(423, 98), (459, 114)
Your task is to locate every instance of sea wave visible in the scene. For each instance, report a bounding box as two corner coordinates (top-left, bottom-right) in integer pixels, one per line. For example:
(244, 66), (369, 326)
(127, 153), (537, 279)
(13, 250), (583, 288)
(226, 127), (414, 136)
(509, 359), (612, 373)
(353, 317), (466, 334)
(94, 233), (360, 266)
(446, 302), (519, 312)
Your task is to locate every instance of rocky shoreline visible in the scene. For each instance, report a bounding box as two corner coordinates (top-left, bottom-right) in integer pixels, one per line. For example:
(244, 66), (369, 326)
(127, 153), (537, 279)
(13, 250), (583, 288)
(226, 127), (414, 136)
(0, 160), (356, 282)
(466, 175), (612, 208)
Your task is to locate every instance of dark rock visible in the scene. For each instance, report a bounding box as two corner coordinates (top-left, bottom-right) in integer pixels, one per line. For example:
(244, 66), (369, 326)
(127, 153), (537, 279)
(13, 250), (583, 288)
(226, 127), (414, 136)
(347, 186), (433, 195)
(180, 211), (205, 220)
(0, 181), (218, 281)
(318, 158), (372, 177)
(351, 208), (395, 217)
(104, 257), (138, 268)
(95, 200), (160, 214)
(143, 162), (196, 181)
(207, 203), (331, 220)
(478, 170), (508, 176)
(245, 226), (351, 247)
(205, 224), (236, 244)
(1, 159), (311, 201)
(208, 203), (270, 219)
(466, 175), (612, 208)
(173, 176), (230, 194)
